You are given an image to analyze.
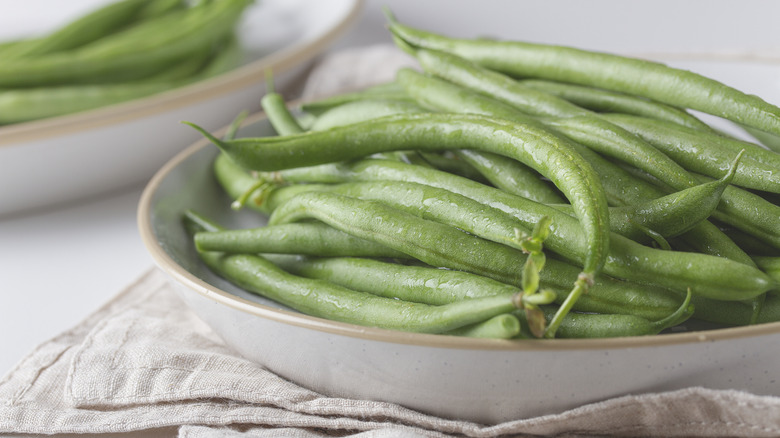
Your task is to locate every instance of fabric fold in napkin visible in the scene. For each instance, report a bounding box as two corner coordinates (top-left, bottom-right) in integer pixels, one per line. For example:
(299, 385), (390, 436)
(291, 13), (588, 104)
(2, 45), (780, 437)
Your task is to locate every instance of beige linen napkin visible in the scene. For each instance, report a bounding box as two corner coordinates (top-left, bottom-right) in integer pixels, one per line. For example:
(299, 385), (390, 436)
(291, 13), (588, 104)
(2, 45), (780, 437)
(2, 268), (780, 437)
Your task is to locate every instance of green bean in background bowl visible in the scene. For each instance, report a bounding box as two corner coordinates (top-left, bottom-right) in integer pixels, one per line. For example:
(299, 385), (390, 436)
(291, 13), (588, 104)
(0, 0), (361, 218)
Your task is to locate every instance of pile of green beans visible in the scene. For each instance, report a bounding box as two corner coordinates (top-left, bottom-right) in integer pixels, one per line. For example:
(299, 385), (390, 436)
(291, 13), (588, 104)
(0, 0), (251, 124)
(185, 12), (780, 339)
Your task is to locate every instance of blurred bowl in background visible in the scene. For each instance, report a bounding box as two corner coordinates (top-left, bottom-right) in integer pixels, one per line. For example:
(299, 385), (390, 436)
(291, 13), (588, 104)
(0, 0), (361, 218)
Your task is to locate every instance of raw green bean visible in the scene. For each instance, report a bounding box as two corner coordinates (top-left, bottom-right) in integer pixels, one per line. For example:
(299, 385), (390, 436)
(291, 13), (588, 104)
(261, 154), (755, 266)
(300, 81), (413, 115)
(530, 290), (692, 338)
(754, 257), (780, 292)
(268, 253), (691, 339)
(0, 82), (175, 124)
(722, 228), (780, 257)
(258, 178), (744, 299)
(385, 11), (780, 137)
(518, 79), (714, 132)
(200, 251), (525, 334)
(603, 114), (780, 194)
(268, 190), (772, 302)
(554, 159), (737, 242)
(555, 118), (776, 257)
(394, 42), (590, 119)
(186, 111), (612, 339)
(0, 0), (158, 60)
(261, 92), (305, 136)
(0, 0), (250, 87)
(310, 99), (426, 131)
(269, 255), (518, 305)
(194, 221), (408, 259)
(393, 65), (705, 204)
(690, 294), (780, 326)
(743, 125), (780, 154)
(445, 314), (522, 339)
(413, 152), (490, 184)
(692, 173), (780, 250)
(264, 255), (682, 321)
(259, 70), (753, 265)
(0, 36), (240, 124)
(455, 150), (565, 204)
(185, 211), (526, 334)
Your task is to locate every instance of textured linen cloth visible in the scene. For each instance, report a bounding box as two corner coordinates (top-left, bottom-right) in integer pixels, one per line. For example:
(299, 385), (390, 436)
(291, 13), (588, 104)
(2, 45), (780, 437)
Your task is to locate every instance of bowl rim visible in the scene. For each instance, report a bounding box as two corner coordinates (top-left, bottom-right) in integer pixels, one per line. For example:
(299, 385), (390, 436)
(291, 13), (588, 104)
(138, 111), (780, 352)
(0, 0), (363, 147)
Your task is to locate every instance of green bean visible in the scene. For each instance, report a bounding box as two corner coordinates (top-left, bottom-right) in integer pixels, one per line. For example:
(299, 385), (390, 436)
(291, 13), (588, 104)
(393, 41), (590, 119)
(267, 191), (536, 284)
(394, 65), (704, 203)
(554, 158), (737, 242)
(413, 152), (490, 184)
(261, 90), (305, 136)
(722, 228), (780, 257)
(602, 114), (780, 194)
(206, 171), (690, 321)
(269, 255), (518, 305)
(552, 115), (776, 256)
(385, 11), (780, 137)
(264, 255), (681, 321)
(743, 125), (780, 154)
(258, 178), (740, 298)
(0, 36), (239, 124)
(186, 111), (612, 338)
(268, 253), (691, 339)
(196, 35), (244, 78)
(530, 290), (692, 338)
(300, 81), (413, 116)
(264, 254), (525, 339)
(445, 314), (522, 339)
(268, 190), (772, 302)
(262, 151), (754, 266)
(194, 221), (409, 259)
(391, 67), (755, 262)
(310, 99), (426, 131)
(690, 294), (780, 326)
(0, 0), (250, 87)
(0, 82), (174, 124)
(754, 257), (780, 291)
(692, 174), (780, 250)
(203, 251), (527, 334)
(185, 211), (527, 334)
(302, 83), (555, 201)
(455, 150), (565, 204)
(0, 0), (159, 60)
(517, 79), (714, 132)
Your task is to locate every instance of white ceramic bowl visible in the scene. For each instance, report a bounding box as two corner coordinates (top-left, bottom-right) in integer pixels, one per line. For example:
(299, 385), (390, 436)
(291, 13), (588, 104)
(138, 109), (780, 424)
(0, 0), (360, 218)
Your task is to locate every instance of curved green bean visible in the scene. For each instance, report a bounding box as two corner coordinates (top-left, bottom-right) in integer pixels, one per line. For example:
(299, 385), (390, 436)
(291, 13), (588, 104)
(0, 0), (159, 60)
(186, 112), (611, 318)
(517, 79), (714, 132)
(603, 114), (780, 194)
(0, 0), (250, 87)
(268, 190), (772, 302)
(386, 11), (780, 137)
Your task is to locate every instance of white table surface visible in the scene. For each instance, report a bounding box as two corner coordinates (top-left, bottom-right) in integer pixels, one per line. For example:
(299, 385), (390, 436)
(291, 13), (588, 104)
(1, 0), (779, 429)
